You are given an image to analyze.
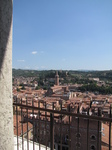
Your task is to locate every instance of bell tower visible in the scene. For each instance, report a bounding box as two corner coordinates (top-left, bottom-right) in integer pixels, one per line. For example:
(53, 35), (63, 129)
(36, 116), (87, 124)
(55, 71), (59, 85)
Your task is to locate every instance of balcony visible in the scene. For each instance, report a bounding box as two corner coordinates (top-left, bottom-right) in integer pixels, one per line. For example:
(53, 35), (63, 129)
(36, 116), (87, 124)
(13, 99), (112, 150)
(0, 1), (112, 150)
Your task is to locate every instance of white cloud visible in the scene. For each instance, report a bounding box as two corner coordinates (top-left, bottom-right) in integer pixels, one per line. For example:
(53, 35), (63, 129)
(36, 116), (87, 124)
(34, 66), (39, 70)
(25, 66), (30, 69)
(17, 60), (25, 62)
(41, 66), (46, 69)
(32, 51), (37, 54)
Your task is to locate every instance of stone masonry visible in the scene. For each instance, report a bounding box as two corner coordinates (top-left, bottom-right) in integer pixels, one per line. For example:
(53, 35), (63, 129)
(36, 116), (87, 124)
(0, 0), (14, 149)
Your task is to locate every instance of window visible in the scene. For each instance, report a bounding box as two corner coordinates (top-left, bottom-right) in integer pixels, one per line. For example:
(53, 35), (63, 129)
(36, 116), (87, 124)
(90, 145), (96, 150)
(76, 133), (81, 138)
(42, 124), (45, 128)
(46, 131), (49, 134)
(46, 125), (49, 129)
(76, 142), (81, 148)
(90, 135), (96, 141)
(62, 128), (65, 131)
(65, 135), (69, 144)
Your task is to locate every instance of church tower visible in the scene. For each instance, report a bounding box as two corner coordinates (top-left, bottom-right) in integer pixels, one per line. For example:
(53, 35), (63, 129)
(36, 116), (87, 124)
(55, 71), (59, 85)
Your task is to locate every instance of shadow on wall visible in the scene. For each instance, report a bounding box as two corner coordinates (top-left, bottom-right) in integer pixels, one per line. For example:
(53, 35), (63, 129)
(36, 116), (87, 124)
(0, 0), (13, 73)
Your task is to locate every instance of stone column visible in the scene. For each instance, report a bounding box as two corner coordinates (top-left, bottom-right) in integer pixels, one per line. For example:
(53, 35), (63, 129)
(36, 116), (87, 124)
(0, 0), (14, 150)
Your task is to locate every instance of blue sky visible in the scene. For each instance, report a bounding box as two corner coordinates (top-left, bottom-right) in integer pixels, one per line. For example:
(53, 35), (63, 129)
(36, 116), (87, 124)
(13, 0), (112, 70)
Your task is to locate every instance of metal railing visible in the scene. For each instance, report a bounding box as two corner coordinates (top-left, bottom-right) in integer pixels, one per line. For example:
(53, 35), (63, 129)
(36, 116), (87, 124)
(13, 99), (112, 150)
